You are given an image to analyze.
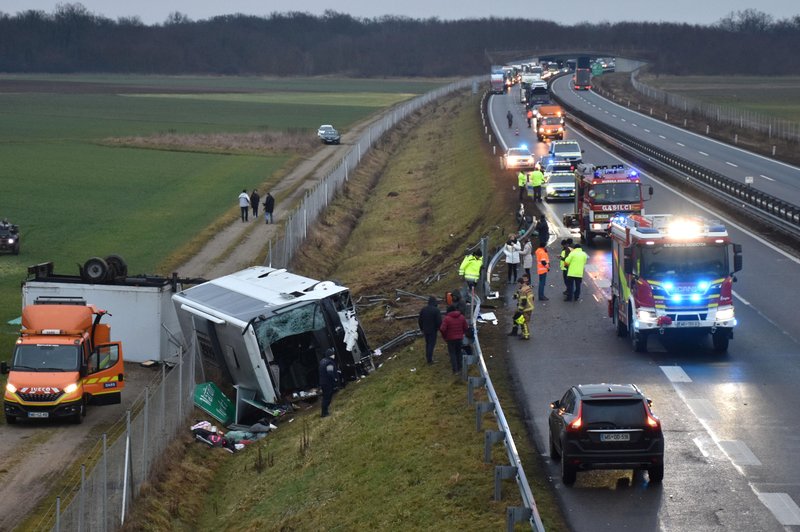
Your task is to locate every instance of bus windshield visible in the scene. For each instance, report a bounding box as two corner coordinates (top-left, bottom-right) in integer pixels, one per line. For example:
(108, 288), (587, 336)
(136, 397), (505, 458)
(640, 244), (728, 279)
(12, 344), (81, 372)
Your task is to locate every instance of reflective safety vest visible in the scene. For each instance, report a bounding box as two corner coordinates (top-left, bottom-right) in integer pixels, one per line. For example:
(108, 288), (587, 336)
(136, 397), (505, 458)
(518, 171), (527, 187)
(535, 247), (550, 275)
(559, 247), (570, 271)
(530, 170), (544, 187)
(459, 254), (483, 282)
(565, 248), (588, 278)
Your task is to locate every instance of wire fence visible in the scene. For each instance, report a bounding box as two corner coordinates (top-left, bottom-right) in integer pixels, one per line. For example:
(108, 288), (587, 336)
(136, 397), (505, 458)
(34, 78), (480, 531)
(37, 339), (196, 531)
(630, 70), (800, 142)
(266, 77), (481, 269)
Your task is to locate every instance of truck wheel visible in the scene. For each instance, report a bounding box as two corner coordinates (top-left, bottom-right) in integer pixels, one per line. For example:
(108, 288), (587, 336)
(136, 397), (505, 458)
(630, 314), (647, 352)
(614, 298), (628, 337)
(83, 257), (109, 283)
(105, 254), (128, 279)
(583, 229), (593, 247)
(712, 331), (730, 353)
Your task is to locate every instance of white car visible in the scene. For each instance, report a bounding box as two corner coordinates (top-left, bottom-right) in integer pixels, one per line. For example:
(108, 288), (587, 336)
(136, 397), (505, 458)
(503, 147), (536, 170)
(544, 171), (576, 201)
(317, 124), (335, 138)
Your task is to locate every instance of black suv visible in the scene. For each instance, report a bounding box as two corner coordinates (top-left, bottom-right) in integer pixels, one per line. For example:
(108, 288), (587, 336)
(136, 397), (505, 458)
(0, 220), (20, 255)
(548, 383), (664, 485)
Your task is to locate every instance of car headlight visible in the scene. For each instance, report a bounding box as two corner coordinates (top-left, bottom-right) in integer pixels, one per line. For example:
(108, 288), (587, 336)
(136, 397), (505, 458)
(637, 309), (657, 322)
(716, 308), (735, 321)
(6, 382), (16, 393)
(7, 238), (13, 244)
(64, 382), (79, 394)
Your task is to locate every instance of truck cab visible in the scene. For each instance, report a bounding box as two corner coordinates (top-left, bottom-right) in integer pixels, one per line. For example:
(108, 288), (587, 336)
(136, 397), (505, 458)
(2, 298), (124, 424)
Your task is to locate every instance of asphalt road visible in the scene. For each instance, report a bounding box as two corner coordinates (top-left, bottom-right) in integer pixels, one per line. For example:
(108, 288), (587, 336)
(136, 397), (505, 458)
(488, 83), (800, 531)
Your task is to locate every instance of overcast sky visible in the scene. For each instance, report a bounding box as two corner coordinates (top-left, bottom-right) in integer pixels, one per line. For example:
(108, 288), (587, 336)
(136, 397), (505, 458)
(1, 1), (797, 26)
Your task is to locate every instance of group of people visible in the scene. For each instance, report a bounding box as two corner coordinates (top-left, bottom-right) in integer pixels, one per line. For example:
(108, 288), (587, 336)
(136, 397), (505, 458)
(517, 167), (545, 202)
(418, 291), (473, 375)
(238, 189), (275, 223)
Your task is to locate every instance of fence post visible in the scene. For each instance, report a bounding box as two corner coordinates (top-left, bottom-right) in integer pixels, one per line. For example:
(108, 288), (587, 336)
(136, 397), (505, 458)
(467, 375), (485, 405)
(773, 145), (776, 156)
(476, 401), (495, 431)
(55, 497), (60, 532)
(178, 355), (183, 422)
(121, 411), (132, 526)
(494, 465), (517, 501)
(706, 125), (710, 135)
(78, 464), (85, 531)
(102, 433), (108, 532)
(142, 388), (149, 483)
(484, 430), (506, 462)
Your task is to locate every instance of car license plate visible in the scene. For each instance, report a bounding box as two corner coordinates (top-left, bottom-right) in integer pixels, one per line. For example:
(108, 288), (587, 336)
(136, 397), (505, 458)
(28, 411), (49, 418)
(675, 321), (700, 327)
(600, 433), (630, 442)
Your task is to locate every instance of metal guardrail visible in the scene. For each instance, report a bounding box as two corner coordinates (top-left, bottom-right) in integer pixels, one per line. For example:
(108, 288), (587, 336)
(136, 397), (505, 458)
(550, 88), (800, 240)
(466, 90), (545, 532)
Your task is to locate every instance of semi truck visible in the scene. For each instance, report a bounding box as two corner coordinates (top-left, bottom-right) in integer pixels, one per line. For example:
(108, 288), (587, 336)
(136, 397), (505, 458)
(563, 164), (653, 245)
(573, 68), (592, 90)
(2, 297), (125, 424)
(608, 214), (743, 353)
(490, 73), (505, 94)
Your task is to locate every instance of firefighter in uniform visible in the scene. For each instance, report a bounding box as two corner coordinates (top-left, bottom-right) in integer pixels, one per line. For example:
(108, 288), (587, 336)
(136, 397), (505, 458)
(516, 277), (535, 340)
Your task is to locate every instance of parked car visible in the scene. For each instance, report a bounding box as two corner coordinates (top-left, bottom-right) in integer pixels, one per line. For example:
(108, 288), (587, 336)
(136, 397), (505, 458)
(544, 171), (576, 201)
(317, 125), (341, 145)
(0, 219), (20, 255)
(503, 147), (536, 170)
(548, 383), (664, 485)
(548, 140), (582, 164)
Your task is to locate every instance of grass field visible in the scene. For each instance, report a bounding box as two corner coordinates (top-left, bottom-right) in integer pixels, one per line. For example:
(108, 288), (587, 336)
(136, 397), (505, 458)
(0, 74), (443, 335)
(638, 74), (800, 121)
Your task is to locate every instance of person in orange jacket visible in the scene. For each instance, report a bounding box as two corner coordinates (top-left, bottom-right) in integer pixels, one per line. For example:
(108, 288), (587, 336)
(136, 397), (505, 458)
(535, 243), (550, 301)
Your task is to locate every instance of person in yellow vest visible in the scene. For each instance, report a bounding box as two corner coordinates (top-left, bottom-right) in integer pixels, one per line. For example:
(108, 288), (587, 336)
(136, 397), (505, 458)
(535, 243), (550, 301)
(559, 239), (573, 295)
(458, 249), (483, 291)
(530, 166), (545, 203)
(517, 170), (528, 201)
(564, 242), (589, 301)
(516, 277), (535, 340)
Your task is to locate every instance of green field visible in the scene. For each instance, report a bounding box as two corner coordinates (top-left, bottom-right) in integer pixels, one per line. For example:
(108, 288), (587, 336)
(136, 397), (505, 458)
(639, 75), (800, 121)
(0, 74), (444, 333)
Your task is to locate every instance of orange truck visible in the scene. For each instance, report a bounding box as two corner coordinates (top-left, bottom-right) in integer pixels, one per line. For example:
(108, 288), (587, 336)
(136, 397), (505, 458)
(533, 104), (565, 141)
(2, 297), (124, 424)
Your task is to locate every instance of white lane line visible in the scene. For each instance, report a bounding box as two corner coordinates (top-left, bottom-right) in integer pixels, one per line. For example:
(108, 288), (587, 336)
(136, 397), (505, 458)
(760, 174), (775, 181)
(660, 365), (692, 383)
(621, 118), (626, 123)
(677, 142), (685, 147)
(719, 440), (762, 466)
(699, 151), (709, 156)
(632, 123), (638, 127)
(658, 134), (666, 139)
(692, 437), (710, 458)
(644, 128), (651, 133)
(732, 290), (750, 305)
(685, 398), (719, 420)
(757, 493), (800, 526)
(612, 114), (617, 118)
(726, 161), (739, 167)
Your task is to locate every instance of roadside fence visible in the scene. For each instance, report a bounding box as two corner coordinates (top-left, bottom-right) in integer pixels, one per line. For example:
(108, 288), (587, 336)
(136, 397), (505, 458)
(266, 77), (481, 269)
(38, 340), (196, 531)
(630, 70), (800, 143)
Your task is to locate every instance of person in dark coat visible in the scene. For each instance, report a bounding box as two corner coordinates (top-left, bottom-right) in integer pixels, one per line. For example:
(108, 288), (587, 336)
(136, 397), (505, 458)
(439, 305), (469, 374)
(535, 216), (550, 246)
(263, 192), (275, 224)
(418, 296), (442, 365)
(250, 189), (260, 218)
(318, 348), (337, 417)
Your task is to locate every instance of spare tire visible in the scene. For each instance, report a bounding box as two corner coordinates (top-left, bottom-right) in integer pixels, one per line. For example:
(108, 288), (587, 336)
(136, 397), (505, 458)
(105, 255), (128, 279)
(83, 257), (110, 283)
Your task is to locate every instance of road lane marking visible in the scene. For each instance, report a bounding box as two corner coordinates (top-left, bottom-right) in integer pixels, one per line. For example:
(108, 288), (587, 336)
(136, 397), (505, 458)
(719, 440), (762, 466)
(732, 290), (750, 305)
(644, 128), (651, 133)
(621, 118), (626, 122)
(726, 161), (739, 167)
(685, 398), (719, 420)
(757, 493), (800, 526)
(612, 114), (617, 118)
(660, 365), (692, 383)
(632, 123), (638, 127)
(677, 142), (685, 147)
(658, 134), (666, 139)
(760, 174), (775, 181)
(699, 151), (709, 156)
(692, 437), (710, 458)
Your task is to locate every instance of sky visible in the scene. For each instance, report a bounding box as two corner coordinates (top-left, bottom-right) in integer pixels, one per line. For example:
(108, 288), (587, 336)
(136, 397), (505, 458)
(0, 0), (797, 26)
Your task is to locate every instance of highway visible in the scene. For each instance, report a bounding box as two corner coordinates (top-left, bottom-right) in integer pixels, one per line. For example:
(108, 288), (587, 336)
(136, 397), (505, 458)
(489, 81), (800, 531)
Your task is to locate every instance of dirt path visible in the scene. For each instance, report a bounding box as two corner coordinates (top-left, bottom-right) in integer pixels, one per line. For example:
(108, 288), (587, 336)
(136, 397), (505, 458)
(178, 118), (377, 279)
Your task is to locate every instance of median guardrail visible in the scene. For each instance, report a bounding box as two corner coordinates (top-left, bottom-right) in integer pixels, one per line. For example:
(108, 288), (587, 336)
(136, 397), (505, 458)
(550, 87), (800, 241)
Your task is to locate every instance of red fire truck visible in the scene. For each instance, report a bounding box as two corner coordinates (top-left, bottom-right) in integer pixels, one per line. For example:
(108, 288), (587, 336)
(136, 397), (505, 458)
(563, 164), (653, 245)
(609, 214), (743, 353)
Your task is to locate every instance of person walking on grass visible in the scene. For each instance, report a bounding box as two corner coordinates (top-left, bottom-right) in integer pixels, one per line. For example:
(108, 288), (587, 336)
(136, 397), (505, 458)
(535, 242), (550, 301)
(319, 348), (337, 418)
(564, 242), (589, 302)
(418, 296), (442, 365)
(440, 304), (469, 374)
(263, 192), (275, 224)
(238, 189), (250, 222)
(250, 189), (260, 219)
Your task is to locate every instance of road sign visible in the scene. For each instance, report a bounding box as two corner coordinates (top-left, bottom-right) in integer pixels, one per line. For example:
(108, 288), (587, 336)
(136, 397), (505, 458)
(591, 63), (603, 76)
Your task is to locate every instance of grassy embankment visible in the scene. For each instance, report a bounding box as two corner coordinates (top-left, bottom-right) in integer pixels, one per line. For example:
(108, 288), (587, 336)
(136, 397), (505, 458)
(122, 90), (569, 531)
(0, 75), (441, 418)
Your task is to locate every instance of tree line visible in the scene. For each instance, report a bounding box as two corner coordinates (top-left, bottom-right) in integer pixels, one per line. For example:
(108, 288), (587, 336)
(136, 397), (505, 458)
(0, 5), (798, 76)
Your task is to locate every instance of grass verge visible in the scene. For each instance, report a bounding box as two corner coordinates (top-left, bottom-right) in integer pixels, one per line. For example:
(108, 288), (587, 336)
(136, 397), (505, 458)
(122, 90), (569, 531)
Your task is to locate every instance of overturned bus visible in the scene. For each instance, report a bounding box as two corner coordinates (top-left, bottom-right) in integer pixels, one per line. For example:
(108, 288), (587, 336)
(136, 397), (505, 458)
(173, 267), (372, 423)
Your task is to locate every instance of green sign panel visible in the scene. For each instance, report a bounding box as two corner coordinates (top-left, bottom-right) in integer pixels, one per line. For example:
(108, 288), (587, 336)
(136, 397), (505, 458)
(591, 63), (603, 76)
(194, 382), (234, 425)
